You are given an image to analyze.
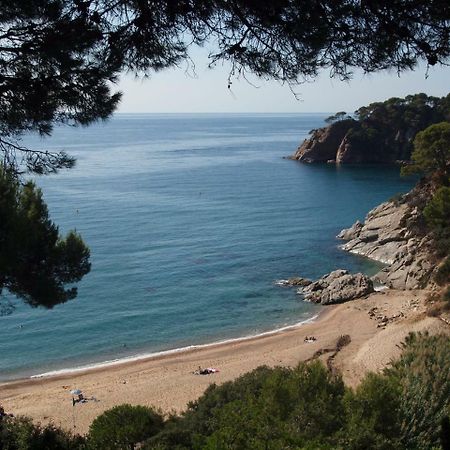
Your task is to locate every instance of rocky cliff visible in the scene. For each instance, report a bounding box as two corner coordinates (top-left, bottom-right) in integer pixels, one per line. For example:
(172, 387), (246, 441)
(291, 120), (411, 164)
(292, 119), (355, 163)
(337, 185), (435, 289)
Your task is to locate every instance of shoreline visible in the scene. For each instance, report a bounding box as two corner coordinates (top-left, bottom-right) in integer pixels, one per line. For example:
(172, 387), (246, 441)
(1, 308), (329, 388)
(25, 310), (323, 381)
(1, 288), (446, 434)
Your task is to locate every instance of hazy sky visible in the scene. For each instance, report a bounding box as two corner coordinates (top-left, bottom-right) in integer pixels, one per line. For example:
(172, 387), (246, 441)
(117, 47), (449, 114)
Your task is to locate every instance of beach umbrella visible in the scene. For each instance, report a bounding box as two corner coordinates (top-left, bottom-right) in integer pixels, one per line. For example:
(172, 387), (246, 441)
(69, 389), (83, 430)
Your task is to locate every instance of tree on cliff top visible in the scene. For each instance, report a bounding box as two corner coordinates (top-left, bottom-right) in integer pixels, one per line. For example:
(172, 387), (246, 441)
(2, 0), (450, 309)
(402, 122), (450, 182)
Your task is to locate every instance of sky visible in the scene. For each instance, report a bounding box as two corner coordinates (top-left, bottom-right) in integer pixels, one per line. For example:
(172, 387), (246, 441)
(116, 47), (449, 114)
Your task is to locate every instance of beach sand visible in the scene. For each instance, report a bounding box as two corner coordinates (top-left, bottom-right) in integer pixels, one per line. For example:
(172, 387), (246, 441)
(1, 289), (448, 434)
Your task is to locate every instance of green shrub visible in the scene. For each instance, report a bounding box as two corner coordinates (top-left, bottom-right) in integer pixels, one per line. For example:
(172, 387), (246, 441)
(0, 415), (84, 449)
(435, 256), (450, 286)
(183, 365), (276, 438)
(142, 414), (193, 450)
(433, 229), (450, 258)
(341, 373), (402, 449)
(88, 404), (164, 450)
(424, 186), (450, 230)
(441, 415), (450, 450)
(422, 186), (450, 258)
(385, 333), (450, 450)
(199, 361), (347, 449)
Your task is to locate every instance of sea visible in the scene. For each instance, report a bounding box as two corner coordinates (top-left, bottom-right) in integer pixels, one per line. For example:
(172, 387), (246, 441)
(0, 113), (415, 381)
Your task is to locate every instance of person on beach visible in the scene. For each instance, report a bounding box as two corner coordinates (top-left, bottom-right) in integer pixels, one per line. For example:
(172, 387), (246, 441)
(194, 366), (220, 375)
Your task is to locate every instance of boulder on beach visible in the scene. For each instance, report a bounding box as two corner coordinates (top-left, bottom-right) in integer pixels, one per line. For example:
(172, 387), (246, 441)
(300, 269), (374, 305)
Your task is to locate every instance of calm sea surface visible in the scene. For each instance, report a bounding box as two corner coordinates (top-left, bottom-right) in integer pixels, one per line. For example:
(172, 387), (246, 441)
(0, 114), (415, 380)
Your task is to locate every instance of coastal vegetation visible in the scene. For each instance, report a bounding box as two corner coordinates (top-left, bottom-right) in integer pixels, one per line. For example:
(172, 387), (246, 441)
(424, 182), (450, 297)
(1, 333), (449, 449)
(403, 122), (450, 181)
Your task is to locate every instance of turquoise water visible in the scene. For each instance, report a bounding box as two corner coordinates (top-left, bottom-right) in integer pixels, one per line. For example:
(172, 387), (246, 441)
(0, 114), (414, 380)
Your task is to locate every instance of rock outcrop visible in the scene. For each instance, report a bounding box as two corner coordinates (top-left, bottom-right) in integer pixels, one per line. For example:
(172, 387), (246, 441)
(300, 269), (374, 304)
(338, 196), (433, 289)
(275, 277), (312, 287)
(291, 120), (355, 163)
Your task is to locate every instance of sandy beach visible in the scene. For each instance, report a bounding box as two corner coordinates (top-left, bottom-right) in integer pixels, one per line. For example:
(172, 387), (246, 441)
(1, 289), (447, 435)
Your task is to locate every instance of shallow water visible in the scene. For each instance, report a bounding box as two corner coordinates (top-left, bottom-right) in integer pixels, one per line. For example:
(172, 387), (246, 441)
(0, 114), (414, 380)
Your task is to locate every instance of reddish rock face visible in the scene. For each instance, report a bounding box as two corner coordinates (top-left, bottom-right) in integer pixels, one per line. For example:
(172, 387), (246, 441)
(336, 134), (361, 164)
(292, 119), (355, 163)
(335, 131), (379, 164)
(292, 120), (418, 164)
(293, 120), (390, 164)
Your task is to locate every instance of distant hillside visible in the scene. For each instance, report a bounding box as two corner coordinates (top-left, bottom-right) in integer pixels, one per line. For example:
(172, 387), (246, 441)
(292, 93), (450, 164)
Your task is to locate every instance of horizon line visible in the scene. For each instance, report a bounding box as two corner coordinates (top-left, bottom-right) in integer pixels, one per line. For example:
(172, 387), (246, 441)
(114, 111), (332, 115)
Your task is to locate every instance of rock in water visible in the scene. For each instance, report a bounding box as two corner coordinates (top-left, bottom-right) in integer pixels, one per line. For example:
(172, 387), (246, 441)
(301, 270), (374, 304)
(287, 277), (312, 287)
(275, 277), (312, 287)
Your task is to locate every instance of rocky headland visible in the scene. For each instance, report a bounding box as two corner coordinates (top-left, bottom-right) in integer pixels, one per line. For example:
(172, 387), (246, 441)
(286, 180), (438, 305)
(337, 180), (436, 290)
(290, 93), (450, 164)
(291, 118), (412, 164)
